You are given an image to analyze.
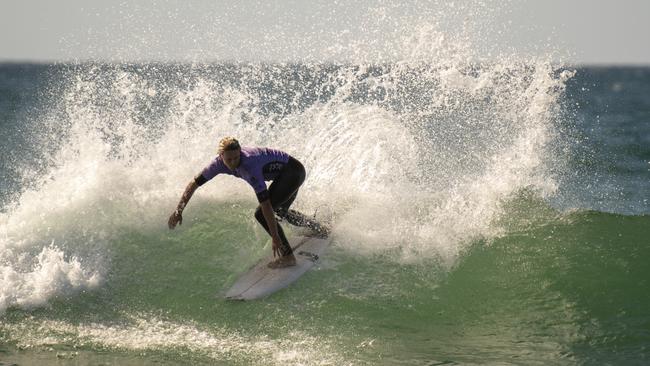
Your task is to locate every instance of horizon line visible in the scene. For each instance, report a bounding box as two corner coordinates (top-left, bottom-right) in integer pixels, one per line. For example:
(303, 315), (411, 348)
(1, 58), (650, 68)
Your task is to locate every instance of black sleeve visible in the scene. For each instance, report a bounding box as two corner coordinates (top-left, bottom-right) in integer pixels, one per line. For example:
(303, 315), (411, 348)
(194, 174), (208, 186)
(256, 189), (270, 203)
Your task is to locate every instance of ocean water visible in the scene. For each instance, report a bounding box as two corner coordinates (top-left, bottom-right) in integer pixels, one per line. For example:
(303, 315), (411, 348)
(0, 59), (649, 365)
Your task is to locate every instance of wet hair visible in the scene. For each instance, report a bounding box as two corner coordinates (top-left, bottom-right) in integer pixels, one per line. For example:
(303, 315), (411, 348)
(218, 137), (240, 154)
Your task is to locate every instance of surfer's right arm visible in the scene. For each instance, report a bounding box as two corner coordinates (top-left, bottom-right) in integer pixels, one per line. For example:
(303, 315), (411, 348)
(169, 158), (222, 229)
(168, 180), (199, 229)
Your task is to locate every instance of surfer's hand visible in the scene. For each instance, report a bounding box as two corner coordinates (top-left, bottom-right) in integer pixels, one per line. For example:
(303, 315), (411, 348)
(168, 210), (183, 229)
(271, 235), (282, 257)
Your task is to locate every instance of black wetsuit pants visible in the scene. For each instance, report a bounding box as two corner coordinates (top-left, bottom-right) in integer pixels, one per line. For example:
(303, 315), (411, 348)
(254, 157), (324, 257)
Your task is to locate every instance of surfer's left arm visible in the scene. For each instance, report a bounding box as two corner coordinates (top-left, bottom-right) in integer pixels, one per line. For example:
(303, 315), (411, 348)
(259, 199), (283, 257)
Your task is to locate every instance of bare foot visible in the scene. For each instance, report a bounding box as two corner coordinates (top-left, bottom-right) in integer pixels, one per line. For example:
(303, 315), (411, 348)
(267, 254), (296, 269)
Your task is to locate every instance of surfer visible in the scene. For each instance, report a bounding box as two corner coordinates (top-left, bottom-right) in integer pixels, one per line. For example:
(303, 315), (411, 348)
(168, 137), (328, 268)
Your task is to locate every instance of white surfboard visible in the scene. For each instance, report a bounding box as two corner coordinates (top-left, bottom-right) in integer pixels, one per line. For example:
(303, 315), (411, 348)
(225, 236), (331, 300)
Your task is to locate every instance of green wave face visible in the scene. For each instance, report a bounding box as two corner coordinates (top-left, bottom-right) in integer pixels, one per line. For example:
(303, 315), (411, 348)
(2, 204), (648, 365)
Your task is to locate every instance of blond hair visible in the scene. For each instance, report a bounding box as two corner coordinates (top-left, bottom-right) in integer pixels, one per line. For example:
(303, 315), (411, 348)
(218, 136), (241, 154)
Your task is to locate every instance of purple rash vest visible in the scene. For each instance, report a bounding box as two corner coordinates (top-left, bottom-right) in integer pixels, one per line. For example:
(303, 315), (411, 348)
(195, 146), (291, 202)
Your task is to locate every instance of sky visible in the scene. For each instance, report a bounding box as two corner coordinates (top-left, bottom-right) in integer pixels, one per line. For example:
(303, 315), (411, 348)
(1, 0), (649, 65)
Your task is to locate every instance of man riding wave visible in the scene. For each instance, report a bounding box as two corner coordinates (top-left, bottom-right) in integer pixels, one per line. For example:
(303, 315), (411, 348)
(168, 137), (329, 268)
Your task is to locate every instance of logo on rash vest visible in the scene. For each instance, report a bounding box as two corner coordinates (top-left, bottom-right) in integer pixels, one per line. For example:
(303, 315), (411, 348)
(263, 162), (284, 176)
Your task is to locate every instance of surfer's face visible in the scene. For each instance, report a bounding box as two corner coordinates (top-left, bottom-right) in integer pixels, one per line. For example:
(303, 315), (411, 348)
(221, 149), (241, 170)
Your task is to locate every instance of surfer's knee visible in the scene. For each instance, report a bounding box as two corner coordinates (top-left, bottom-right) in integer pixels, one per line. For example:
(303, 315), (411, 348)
(274, 206), (288, 218)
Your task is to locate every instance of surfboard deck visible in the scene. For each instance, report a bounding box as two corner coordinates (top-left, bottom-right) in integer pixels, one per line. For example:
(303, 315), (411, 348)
(224, 236), (331, 301)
